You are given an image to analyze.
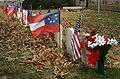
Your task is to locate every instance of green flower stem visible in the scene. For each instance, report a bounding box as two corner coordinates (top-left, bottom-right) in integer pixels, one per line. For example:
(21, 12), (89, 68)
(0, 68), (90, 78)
(98, 58), (105, 76)
(97, 45), (111, 77)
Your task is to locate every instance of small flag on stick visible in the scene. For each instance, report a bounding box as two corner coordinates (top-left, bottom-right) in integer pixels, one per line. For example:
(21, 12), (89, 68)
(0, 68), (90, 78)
(28, 10), (60, 37)
(71, 18), (81, 61)
(74, 18), (80, 33)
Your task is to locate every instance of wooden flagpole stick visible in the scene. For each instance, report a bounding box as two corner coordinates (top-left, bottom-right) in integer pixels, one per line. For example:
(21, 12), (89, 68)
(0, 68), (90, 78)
(25, 10), (28, 26)
(21, 1), (23, 25)
(20, 2), (23, 25)
(59, 8), (62, 48)
(3, 0), (5, 9)
(30, 33), (32, 57)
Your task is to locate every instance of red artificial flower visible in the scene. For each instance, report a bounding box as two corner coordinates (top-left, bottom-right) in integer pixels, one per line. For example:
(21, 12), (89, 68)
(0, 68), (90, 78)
(86, 28), (97, 42)
(80, 40), (85, 48)
(90, 28), (96, 36)
(104, 36), (109, 45)
(86, 49), (100, 66)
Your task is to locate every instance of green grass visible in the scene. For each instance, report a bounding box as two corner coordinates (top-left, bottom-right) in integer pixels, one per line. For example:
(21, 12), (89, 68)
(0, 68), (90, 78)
(0, 9), (120, 79)
(61, 9), (120, 55)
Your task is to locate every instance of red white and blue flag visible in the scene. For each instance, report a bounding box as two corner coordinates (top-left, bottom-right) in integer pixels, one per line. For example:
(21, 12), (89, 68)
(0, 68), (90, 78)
(71, 33), (81, 61)
(28, 10), (60, 37)
(5, 6), (16, 16)
(71, 18), (81, 61)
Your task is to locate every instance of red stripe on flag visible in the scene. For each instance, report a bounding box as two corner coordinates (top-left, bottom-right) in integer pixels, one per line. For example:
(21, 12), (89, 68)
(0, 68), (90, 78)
(29, 11), (60, 37)
(73, 35), (80, 57)
(5, 6), (16, 16)
(72, 38), (79, 60)
(71, 33), (81, 60)
(73, 34), (81, 55)
(32, 24), (60, 37)
(27, 14), (45, 23)
(75, 33), (82, 54)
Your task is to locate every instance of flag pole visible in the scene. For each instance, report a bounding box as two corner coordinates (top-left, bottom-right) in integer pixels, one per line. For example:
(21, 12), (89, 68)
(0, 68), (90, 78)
(59, 8), (62, 48)
(3, 0), (5, 9)
(21, 1), (24, 25)
(30, 33), (32, 58)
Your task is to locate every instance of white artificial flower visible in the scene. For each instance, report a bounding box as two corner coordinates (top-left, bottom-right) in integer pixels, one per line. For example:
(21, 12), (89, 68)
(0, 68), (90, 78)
(114, 39), (118, 45)
(109, 38), (118, 45)
(97, 35), (102, 40)
(113, 38), (118, 45)
(98, 43), (102, 46)
(107, 38), (110, 45)
(87, 34), (118, 49)
(85, 33), (90, 36)
(88, 41), (92, 47)
(92, 43), (98, 47)
(110, 38), (114, 45)
(90, 44), (94, 48)
(110, 38), (118, 45)
(92, 35), (96, 38)
(95, 34), (98, 37)
(95, 34), (98, 42)
(101, 36), (106, 45)
(97, 36), (102, 46)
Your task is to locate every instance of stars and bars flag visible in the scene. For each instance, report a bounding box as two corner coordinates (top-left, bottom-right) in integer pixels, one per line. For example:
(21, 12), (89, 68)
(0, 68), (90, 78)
(28, 9), (60, 37)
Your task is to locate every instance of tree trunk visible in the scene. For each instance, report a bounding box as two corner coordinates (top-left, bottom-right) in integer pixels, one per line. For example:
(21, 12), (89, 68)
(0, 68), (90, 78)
(86, 0), (89, 7)
(73, 0), (76, 6)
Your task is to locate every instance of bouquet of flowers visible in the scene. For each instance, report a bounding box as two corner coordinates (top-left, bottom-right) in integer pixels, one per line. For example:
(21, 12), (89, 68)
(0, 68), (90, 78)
(84, 28), (118, 76)
(86, 34), (118, 49)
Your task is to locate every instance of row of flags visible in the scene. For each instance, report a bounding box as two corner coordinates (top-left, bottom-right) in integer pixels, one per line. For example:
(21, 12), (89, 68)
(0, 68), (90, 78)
(3, 4), (100, 71)
(4, 4), (81, 61)
(4, 5), (60, 37)
(2, 5), (109, 76)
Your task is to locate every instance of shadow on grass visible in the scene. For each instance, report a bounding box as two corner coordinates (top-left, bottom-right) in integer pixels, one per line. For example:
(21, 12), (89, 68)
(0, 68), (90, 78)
(63, 63), (120, 79)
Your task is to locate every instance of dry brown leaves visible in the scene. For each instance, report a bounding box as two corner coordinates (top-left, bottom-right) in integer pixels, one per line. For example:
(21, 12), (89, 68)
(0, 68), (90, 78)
(1, 10), (120, 78)
(0, 13), (73, 78)
(29, 37), (73, 78)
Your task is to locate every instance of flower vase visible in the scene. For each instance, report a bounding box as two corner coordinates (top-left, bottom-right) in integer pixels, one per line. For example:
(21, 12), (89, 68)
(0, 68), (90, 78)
(97, 45), (111, 77)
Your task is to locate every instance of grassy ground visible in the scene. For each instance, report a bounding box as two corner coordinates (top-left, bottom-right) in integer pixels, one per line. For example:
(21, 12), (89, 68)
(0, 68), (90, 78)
(0, 9), (120, 79)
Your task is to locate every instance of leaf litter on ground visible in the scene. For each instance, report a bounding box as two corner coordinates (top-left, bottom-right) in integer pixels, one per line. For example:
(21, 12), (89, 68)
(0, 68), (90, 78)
(0, 9), (120, 79)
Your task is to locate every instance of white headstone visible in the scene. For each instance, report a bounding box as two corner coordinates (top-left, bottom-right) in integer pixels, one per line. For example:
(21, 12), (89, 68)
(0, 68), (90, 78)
(66, 28), (74, 55)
